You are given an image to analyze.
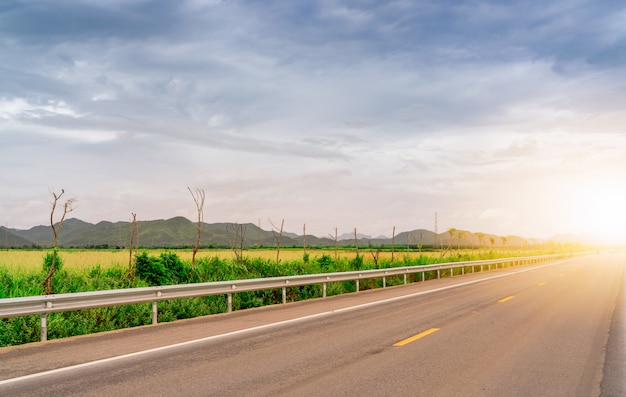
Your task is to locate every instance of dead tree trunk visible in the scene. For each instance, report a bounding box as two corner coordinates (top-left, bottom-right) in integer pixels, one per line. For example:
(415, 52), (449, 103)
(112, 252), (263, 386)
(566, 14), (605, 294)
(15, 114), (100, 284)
(329, 228), (338, 261)
(188, 187), (205, 267)
(44, 189), (75, 294)
(391, 226), (396, 264)
(128, 213), (138, 276)
(270, 219), (284, 263)
(368, 241), (381, 267)
(303, 224), (307, 258)
(227, 223), (246, 263)
(406, 232), (410, 255)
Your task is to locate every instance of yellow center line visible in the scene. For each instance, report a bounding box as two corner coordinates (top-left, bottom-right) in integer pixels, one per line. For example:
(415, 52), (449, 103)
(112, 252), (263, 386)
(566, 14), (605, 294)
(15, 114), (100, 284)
(538, 282), (547, 286)
(498, 295), (515, 303)
(393, 328), (440, 347)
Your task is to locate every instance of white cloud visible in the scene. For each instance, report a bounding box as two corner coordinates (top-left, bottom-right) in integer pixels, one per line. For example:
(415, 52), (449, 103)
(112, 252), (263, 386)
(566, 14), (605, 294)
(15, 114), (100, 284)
(0, 97), (80, 120)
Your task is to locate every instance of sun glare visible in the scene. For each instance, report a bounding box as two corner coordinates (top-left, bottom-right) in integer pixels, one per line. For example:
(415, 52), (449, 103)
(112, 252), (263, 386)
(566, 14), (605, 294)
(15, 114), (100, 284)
(569, 180), (626, 245)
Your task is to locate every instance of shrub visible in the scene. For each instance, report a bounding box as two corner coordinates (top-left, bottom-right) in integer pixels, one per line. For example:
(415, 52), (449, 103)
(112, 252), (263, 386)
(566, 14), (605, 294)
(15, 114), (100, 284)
(42, 250), (63, 274)
(160, 252), (184, 283)
(135, 251), (168, 286)
(350, 254), (364, 270)
(316, 254), (334, 270)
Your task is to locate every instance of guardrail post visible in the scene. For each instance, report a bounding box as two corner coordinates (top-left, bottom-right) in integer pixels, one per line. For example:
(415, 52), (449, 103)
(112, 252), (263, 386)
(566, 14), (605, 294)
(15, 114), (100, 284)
(383, 276), (386, 288)
(282, 287), (286, 304)
(461, 266), (465, 275)
(152, 301), (158, 324)
(356, 279), (360, 292)
(422, 271), (425, 282)
(437, 269), (440, 279)
(403, 273), (407, 285)
(227, 293), (232, 312)
(40, 313), (47, 342)
(323, 283), (327, 298)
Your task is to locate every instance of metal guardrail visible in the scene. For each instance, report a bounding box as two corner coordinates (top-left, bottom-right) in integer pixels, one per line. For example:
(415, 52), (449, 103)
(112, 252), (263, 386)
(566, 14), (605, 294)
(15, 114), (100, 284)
(0, 254), (566, 341)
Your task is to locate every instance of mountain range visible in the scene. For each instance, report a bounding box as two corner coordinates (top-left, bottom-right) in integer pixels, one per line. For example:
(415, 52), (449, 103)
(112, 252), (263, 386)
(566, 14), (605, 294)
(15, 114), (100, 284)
(1, 216), (572, 249)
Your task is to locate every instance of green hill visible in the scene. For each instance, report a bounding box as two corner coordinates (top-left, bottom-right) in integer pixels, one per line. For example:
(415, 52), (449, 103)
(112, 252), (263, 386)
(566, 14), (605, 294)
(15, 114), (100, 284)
(7, 218), (531, 249)
(0, 226), (35, 248)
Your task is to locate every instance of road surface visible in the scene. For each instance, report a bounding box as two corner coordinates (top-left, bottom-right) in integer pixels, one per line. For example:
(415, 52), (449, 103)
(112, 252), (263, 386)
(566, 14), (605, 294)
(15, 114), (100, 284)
(1, 253), (624, 396)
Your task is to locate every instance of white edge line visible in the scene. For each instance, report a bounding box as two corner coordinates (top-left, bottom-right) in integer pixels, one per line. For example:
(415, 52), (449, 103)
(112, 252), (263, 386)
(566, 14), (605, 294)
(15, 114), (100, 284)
(0, 261), (560, 387)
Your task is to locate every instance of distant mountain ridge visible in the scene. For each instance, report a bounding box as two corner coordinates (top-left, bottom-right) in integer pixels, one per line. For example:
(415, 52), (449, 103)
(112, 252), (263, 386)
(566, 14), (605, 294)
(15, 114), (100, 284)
(1, 217), (558, 249)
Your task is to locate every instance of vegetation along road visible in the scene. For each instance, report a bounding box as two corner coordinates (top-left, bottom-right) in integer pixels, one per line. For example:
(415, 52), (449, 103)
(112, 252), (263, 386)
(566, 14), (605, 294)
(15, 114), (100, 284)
(1, 253), (624, 396)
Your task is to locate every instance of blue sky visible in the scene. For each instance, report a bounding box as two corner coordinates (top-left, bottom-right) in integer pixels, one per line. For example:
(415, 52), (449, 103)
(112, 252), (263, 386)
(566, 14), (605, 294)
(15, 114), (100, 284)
(2, 0), (626, 242)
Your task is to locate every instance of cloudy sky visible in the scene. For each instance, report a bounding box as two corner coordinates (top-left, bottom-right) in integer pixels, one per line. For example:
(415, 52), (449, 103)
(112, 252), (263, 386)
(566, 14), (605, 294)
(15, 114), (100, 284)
(2, 0), (626, 242)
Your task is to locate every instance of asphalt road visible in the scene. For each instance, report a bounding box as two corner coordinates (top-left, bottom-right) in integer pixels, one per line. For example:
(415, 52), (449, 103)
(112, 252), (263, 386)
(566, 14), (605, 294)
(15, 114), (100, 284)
(1, 253), (624, 396)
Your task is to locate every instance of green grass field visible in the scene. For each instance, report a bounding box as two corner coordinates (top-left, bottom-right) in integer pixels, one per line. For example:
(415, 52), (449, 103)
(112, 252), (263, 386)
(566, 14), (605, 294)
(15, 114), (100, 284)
(0, 248), (448, 275)
(0, 247), (531, 273)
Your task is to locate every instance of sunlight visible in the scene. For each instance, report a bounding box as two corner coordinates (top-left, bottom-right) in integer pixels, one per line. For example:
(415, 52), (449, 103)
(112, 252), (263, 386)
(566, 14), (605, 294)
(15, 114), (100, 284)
(569, 180), (626, 245)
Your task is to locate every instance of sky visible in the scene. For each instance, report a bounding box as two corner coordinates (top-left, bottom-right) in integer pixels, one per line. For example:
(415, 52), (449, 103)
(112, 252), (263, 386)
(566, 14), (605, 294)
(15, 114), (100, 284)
(1, 0), (626, 243)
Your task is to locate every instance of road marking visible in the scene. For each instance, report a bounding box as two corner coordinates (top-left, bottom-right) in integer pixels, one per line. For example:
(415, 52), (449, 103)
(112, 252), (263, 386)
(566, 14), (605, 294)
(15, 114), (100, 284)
(0, 262), (564, 387)
(538, 282), (547, 286)
(498, 295), (515, 303)
(393, 328), (440, 347)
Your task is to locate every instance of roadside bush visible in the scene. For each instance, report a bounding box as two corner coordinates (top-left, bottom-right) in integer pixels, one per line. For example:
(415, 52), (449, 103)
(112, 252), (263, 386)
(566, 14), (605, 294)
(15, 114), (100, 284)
(135, 251), (187, 286)
(42, 250), (63, 274)
(0, 316), (40, 346)
(350, 254), (364, 270)
(160, 252), (184, 283)
(316, 254), (334, 271)
(136, 251), (168, 286)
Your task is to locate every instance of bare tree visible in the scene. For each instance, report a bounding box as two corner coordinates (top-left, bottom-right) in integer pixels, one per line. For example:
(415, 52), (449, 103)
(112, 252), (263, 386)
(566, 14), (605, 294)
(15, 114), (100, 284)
(475, 232), (486, 250)
(406, 231), (411, 255)
(368, 241), (381, 267)
(187, 187), (205, 267)
(44, 189), (75, 294)
(391, 226), (396, 263)
(440, 227), (456, 258)
(302, 223), (306, 253)
(226, 223), (246, 262)
(128, 212), (139, 276)
(329, 228), (338, 261)
(418, 231), (423, 253)
(269, 219), (284, 263)
(457, 230), (465, 250)
(447, 227), (457, 250)
(353, 227), (359, 257)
